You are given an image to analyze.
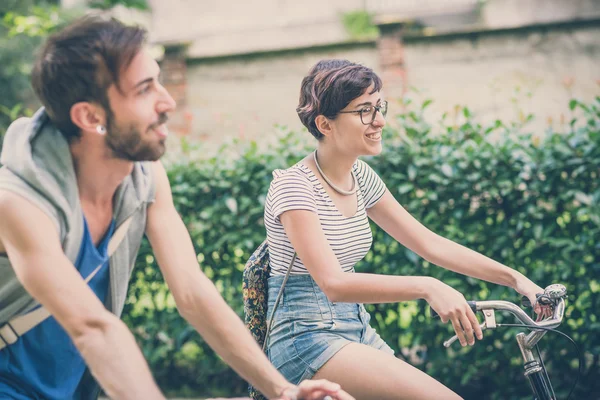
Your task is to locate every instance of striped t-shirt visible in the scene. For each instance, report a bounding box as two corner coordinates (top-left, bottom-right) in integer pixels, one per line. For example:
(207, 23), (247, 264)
(264, 159), (387, 275)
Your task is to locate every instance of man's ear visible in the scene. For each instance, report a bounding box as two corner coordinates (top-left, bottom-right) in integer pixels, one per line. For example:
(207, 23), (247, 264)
(70, 102), (106, 136)
(315, 115), (333, 138)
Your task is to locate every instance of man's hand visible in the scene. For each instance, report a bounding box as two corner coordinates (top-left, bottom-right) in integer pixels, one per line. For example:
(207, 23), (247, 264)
(206, 378), (355, 400)
(278, 379), (355, 400)
(207, 398), (250, 400)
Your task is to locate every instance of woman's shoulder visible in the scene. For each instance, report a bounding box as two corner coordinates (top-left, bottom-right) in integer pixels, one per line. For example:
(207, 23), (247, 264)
(266, 162), (319, 215)
(353, 158), (379, 178)
(271, 163), (315, 186)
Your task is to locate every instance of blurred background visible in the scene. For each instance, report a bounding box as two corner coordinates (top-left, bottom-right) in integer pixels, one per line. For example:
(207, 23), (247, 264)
(1, 0), (599, 399)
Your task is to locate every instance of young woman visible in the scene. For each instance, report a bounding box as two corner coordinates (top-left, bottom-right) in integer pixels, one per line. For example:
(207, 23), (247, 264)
(262, 59), (547, 399)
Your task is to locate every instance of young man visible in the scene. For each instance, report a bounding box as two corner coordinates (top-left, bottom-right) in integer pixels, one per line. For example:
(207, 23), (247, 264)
(0, 16), (352, 400)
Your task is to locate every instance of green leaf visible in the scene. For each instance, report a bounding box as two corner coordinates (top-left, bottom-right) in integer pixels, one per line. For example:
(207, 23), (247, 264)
(569, 99), (578, 111)
(341, 10), (379, 40)
(422, 99), (433, 110)
(89, 0), (150, 10)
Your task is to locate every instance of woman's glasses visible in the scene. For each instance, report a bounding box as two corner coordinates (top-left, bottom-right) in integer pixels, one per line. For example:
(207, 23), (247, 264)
(338, 100), (388, 125)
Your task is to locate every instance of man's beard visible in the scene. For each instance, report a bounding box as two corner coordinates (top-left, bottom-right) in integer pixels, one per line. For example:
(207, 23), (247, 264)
(105, 112), (168, 162)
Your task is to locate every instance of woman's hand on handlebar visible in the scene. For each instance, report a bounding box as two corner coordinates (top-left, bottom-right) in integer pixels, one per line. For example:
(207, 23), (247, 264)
(426, 279), (483, 347)
(515, 278), (552, 320)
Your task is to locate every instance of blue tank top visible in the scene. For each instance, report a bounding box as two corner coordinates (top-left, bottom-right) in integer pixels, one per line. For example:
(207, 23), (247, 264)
(0, 217), (115, 399)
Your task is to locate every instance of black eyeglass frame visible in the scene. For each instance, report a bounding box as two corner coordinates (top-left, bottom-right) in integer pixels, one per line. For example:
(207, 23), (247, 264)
(337, 100), (388, 125)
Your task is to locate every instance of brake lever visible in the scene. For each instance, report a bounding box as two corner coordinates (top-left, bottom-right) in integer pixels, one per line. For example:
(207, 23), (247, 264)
(443, 308), (497, 348)
(443, 321), (487, 348)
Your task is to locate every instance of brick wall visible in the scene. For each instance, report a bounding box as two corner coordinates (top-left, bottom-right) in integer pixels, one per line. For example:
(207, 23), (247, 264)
(160, 47), (192, 137)
(377, 22), (407, 103)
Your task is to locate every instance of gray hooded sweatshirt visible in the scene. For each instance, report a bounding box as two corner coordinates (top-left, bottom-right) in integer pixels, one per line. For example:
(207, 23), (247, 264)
(0, 108), (156, 399)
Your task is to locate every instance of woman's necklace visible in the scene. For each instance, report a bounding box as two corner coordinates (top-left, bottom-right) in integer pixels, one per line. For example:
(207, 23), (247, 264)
(313, 150), (358, 196)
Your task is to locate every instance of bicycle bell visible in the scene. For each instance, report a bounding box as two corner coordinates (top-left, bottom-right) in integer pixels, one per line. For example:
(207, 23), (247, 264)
(544, 284), (567, 299)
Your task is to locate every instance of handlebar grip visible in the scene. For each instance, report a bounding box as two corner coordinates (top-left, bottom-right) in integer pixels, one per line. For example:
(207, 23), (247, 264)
(430, 301), (477, 319)
(521, 294), (554, 308)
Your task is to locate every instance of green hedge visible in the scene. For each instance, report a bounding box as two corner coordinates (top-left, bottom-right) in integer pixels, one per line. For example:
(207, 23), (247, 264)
(123, 97), (600, 399)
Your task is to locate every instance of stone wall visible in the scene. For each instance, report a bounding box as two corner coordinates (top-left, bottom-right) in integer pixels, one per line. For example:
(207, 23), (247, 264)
(402, 23), (600, 132)
(164, 22), (599, 150)
(181, 46), (378, 148)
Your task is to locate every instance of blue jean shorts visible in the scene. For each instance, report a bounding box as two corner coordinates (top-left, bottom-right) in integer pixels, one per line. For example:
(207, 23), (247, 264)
(266, 274), (394, 384)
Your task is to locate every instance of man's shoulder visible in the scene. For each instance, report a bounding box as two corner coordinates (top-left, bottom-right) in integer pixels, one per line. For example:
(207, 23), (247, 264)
(0, 189), (27, 212)
(0, 186), (62, 239)
(0, 189), (49, 223)
(0, 189), (61, 250)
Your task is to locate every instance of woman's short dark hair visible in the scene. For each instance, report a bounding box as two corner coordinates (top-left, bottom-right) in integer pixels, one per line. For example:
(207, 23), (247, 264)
(296, 59), (382, 140)
(31, 15), (147, 141)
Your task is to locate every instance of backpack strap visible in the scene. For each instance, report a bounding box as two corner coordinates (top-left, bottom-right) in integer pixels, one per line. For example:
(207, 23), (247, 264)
(262, 252), (296, 352)
(0, 215), (133, 350)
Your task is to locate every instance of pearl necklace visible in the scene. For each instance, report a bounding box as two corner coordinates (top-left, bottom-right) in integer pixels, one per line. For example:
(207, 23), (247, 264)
(313, 150), (358, 196)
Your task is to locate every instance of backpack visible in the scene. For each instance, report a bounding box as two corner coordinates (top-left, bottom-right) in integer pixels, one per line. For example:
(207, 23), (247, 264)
(243, 240), (296, 400)
(242, 240), (271, 400)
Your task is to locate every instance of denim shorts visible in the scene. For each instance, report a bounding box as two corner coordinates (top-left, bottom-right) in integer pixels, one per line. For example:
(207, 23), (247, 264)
(266, 274), (394, 384)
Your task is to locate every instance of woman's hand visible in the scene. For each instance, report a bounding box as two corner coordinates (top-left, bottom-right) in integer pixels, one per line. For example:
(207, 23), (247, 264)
(426, 279), (483, 347)
(514, 278), (551, 320)
(278, 380), (355, 400)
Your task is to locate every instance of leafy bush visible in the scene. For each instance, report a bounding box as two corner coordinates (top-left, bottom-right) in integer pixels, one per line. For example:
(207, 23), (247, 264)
(367, 96), (600, 399)
(124, 96), (600, 398)
(0, 1), (76, 156)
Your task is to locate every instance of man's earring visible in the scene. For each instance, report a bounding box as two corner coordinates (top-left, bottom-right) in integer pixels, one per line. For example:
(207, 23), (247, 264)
(96, 125), (106, 135)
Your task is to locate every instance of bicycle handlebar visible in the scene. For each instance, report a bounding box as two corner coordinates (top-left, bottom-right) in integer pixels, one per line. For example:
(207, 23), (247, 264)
(434, 284), (567, 349)
(471, 298), (565, 329)
(432, 284), (577, 400)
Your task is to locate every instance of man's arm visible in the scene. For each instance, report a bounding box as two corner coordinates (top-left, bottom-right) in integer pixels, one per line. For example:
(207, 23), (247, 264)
(145, 161), (293, 398)
(0, 191), (164, 400)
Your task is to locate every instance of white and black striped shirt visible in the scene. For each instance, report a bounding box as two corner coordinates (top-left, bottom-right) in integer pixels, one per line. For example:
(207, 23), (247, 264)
(264, 159), (387, 275)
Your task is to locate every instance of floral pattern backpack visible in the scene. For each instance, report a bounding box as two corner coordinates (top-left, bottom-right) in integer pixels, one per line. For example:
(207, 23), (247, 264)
(243, 240), (271, 400)
(243, 240), (295, 400)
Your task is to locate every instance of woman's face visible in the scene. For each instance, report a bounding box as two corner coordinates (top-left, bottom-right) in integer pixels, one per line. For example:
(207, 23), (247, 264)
(328, 84), (386, 157)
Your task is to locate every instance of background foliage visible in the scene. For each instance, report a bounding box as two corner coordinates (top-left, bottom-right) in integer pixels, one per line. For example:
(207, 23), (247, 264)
(341, 10), (379, 40)
(0, 0), (59, 154)
(124, 97), (600, 399)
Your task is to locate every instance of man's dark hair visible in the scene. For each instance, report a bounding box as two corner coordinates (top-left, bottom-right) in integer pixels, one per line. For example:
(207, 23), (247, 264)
(296, 59), (383, 140)
(31, 15), (147, 140)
